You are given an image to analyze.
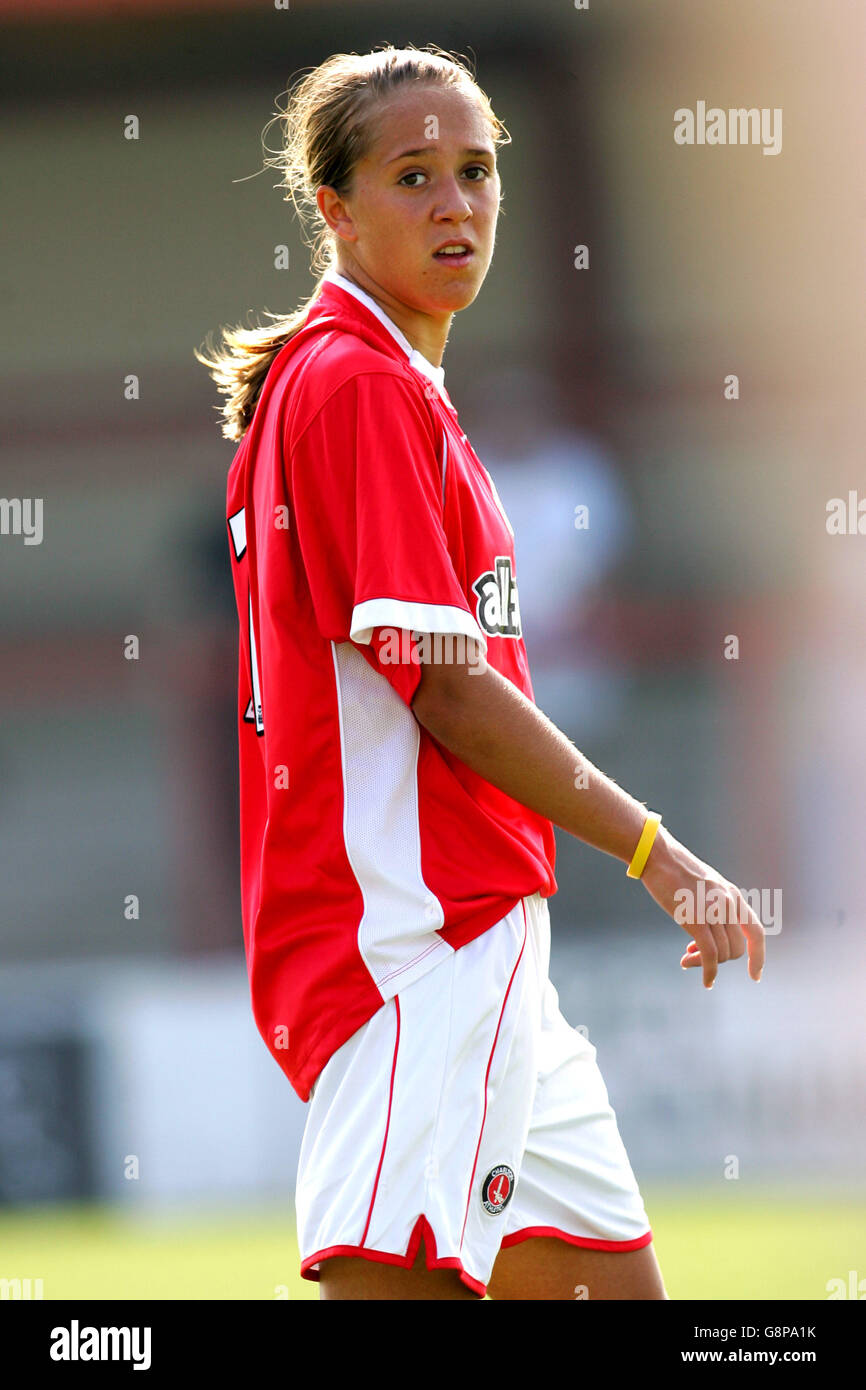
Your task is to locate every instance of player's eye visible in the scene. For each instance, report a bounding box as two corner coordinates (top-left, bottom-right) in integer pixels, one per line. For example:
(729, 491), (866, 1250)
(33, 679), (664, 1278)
(397, 164), (492, 188)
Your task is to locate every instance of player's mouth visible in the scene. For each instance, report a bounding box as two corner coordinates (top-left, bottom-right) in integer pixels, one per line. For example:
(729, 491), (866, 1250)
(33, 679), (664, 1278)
(433, 240), (475, 267)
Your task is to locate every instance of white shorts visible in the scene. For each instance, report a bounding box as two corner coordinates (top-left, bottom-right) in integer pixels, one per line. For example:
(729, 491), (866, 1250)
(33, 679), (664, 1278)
(296, 890), (653, 1297)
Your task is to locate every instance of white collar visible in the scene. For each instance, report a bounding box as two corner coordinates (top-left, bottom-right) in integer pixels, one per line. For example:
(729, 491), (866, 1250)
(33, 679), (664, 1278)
(322, 267), (448, 400)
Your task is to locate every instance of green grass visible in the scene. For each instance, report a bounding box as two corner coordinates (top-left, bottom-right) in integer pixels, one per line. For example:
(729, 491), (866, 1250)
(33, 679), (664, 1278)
(647, 1182), (866, 1300)
(0, 1184), (862, 1300)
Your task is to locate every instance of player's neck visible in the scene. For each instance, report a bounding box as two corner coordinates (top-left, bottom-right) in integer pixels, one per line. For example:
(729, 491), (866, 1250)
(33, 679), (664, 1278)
(333, 261), (450, 369)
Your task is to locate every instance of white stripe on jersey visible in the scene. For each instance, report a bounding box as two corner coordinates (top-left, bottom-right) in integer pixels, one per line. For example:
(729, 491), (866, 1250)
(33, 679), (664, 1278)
(330, 639), (455, 994)
(349, 596), (487, 651)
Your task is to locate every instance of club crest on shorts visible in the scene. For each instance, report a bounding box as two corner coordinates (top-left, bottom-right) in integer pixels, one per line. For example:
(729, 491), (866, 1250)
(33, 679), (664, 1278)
(481, 1164), (515, 1215)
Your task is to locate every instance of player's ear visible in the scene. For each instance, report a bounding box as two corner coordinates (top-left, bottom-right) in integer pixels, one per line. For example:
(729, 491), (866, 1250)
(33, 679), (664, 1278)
(316, 185), (357, 244)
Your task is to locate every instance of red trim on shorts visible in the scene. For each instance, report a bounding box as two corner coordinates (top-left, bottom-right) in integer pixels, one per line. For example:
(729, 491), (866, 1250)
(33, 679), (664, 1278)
(359, 996), (401, 1249)
(300, 1213), (487, 1297)
(500, 1225), (654, 1253)
(459, 897), (528, 1250)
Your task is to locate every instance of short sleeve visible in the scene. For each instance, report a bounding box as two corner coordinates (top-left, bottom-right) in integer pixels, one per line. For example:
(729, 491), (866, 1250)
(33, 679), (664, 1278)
(289, 371), (487, 701)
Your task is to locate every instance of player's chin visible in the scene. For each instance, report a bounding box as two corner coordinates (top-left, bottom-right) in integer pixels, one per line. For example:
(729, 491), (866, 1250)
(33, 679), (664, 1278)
(425, 264), (487, 309)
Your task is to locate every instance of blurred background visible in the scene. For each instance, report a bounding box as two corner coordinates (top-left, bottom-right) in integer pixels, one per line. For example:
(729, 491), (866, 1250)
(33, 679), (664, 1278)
(1, 0), (864, 1299)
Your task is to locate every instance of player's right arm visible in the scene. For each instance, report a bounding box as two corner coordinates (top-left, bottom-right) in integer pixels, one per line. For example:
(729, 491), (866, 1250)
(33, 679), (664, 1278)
(411, 652), (765, 989)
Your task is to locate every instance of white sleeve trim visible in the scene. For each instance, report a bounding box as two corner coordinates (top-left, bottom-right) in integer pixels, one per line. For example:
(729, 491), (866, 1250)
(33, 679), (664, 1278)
(350, 597), (487, 655)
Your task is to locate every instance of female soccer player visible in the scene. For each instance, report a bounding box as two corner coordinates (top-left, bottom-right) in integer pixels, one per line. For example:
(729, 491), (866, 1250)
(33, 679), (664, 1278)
(197, 44), (765, 1302)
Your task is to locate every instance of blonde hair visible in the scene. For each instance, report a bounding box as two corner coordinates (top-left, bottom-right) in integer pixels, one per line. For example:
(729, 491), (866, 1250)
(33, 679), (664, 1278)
(194, 43), (511, 442)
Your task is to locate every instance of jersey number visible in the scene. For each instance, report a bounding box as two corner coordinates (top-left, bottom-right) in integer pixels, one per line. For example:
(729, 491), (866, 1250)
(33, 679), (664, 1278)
(227, 506), (264, 736)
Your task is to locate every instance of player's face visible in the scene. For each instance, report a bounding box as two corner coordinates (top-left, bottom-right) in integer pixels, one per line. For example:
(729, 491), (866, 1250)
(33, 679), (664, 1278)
(330, 85), (501, 318)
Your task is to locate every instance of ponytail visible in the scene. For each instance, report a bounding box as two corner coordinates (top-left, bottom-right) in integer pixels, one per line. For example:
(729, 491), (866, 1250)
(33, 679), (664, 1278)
(194, 272), (329, 444)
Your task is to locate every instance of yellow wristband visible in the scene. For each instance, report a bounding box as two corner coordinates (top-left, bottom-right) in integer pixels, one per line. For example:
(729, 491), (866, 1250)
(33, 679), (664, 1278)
(626, 811), (662, 879)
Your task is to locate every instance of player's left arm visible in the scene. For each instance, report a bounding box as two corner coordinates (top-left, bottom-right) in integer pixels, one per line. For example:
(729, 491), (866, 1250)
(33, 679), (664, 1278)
(411, 652), (765, 989)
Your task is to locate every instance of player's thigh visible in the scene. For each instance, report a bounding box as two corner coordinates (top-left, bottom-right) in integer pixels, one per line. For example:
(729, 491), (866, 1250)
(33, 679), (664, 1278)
(487, 1237), (668, 1301)
(319, 1235), (479, 1301)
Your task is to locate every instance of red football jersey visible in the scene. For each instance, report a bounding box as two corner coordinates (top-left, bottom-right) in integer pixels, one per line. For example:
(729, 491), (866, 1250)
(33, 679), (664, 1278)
(225, 271), (557, 1101)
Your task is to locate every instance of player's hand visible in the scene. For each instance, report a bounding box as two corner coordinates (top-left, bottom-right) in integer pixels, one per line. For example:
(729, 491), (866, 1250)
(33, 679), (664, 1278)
(639, 828), (765, 988)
